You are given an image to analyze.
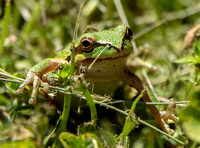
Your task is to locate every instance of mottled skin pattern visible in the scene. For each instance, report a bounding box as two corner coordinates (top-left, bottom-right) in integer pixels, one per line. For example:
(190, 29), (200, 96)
(17, 25), (173, 134)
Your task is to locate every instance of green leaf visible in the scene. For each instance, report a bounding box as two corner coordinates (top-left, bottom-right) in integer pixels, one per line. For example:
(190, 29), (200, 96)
(117, 117), (137, 140)
(59, 132), (79, 148)
(178, 89), (200, 143)
(175, 39), (200, 65)
(0, 140), (35, 148)
(179, 105), (200, 143)
(0, 95), (9, 105)
(98, 129), (117, 147)
(190, 91), (200, 111)
(58, 64), (70, 79)
(59, 132), (104, 148)
(0, 0), (11, 56)
(194, 45), (200, 58)
(175, 56), (197, 65)
(193, 39), (200, 58)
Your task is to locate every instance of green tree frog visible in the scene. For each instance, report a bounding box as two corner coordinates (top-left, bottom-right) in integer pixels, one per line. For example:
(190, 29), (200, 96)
(16, 25), (173, 134)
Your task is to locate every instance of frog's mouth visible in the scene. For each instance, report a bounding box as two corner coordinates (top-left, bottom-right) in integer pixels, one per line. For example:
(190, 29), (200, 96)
(77, 52), (131, 64)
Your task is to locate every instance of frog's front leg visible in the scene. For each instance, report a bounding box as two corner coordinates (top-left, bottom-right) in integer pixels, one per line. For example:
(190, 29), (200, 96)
(17, 58), (68, 104)
(127, 57), (157, 73)
(121, 68), (174, 135)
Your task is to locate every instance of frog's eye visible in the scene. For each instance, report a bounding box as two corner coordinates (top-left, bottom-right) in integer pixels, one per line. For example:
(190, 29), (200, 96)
(124, 27), (133, 39)
(80, 37), (95, 52)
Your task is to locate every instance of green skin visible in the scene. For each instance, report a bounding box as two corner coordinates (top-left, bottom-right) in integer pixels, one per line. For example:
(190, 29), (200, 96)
(16, 25), (173, 134)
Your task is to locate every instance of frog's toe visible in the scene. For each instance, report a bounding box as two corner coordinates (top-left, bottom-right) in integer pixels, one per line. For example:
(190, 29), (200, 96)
(161, 100), (177, 123)
(29, 97), (36, 104)
(16, 87), (23, 94)
(28, 75), (42, 104)
(16, 71), (44, 104)
(16, 79), (33, 94)
(42, 82), (50, 93)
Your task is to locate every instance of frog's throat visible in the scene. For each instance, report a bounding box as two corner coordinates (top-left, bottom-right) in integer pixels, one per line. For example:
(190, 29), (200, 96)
(77, 53), (130, 64)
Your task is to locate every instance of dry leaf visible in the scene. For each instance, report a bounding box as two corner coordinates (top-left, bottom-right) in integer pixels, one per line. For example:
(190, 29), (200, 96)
(184, 24), (200, 50)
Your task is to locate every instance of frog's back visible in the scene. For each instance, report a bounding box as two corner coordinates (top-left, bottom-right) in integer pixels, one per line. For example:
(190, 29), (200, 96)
(56, 44), (71, 59)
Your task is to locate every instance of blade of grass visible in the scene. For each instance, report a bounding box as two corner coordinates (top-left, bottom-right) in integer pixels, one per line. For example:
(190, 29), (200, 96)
(117, 91), (144, 140)
(57, 94), (72, 133)
(21, 2), (41, 38)
(43, 116), (61, 146)
(83, 89), (97, 124)
(52, 94), (72, 147)
(16, 1), (41, 47)
(0, 0), (11, 56)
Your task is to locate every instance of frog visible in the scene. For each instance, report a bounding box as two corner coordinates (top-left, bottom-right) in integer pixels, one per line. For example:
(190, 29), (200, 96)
(16, 25), (173, 135)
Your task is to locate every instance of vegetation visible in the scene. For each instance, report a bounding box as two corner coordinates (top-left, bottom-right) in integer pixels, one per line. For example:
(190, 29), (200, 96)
(0, 0), (200, 147)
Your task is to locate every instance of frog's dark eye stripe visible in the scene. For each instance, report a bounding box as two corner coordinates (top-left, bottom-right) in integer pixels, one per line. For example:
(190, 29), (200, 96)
(80, 37), (96, 52)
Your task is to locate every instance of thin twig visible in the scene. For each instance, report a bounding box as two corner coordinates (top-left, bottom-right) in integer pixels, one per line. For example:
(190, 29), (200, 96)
(138, 119), (184, 145)
(0, 77), (190, 105)
(41, 0), (47, 25)
(113, 0), (129, 27)
(108, 100), (190, 105)
(0, 78), (22, 84)
(0, 72), (24, 81)
(88, 45), (109, 70)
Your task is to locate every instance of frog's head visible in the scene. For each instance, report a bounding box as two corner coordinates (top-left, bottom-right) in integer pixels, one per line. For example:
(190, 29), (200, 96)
(74, 25), (133, 62)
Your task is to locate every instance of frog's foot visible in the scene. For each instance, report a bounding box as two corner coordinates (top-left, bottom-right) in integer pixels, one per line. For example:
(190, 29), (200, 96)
(158, 100), (178, 135)
(160, 100), (178, 124)
(160, 119), (174, 136)
(16, 71), (49, 104)
(121, 69), (175, 135)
